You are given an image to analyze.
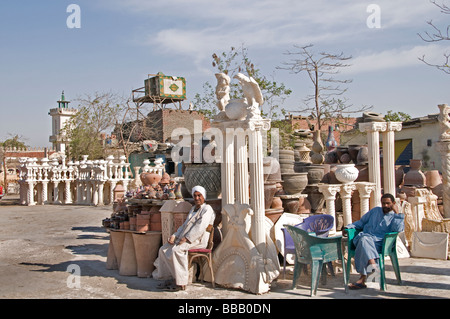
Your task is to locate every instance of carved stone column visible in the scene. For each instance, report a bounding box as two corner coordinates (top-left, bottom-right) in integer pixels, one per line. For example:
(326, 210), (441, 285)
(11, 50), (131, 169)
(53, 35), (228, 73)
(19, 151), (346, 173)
(355, 182), (376, 217)
(248, 124), (266, 254)
(359, 122), (386, 208)
(436, 140), (450, 218)
(235, 128), (249, 205)
(340, 183), (356, 226)
(65, 180), (72, 204)
(382, 122), (402, 197)
(318, 184), (341, 233)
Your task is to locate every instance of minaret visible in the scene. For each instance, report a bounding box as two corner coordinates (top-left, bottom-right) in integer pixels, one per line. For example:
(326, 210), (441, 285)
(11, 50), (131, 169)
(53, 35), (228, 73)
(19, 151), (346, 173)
(49, 91), (77, 153)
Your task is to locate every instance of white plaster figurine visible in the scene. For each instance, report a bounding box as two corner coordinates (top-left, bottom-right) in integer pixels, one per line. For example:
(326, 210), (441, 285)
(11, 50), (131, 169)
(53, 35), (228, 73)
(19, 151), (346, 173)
(233, 73), (264, 120)
(215, 73), (231, 112)
(438, 104), (450, 141)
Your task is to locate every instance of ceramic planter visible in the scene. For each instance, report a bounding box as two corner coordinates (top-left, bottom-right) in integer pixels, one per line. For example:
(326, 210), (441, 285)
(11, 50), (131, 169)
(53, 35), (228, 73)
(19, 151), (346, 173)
(335, 164), (359, 184)
(183, 163), (222, 199)
(281, 172), (308, 195)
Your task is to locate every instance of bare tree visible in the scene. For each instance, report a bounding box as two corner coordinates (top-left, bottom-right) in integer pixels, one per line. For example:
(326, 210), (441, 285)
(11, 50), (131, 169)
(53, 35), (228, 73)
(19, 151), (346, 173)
(418, 0), (450, 74)
(278, 44), (372, 130)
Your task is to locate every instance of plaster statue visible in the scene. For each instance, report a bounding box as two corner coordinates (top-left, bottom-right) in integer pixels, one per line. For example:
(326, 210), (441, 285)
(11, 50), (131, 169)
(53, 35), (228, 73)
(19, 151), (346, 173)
(438, 104), (450, 141)
(233, 73), (264, 120)
(215, 73), (231, 112)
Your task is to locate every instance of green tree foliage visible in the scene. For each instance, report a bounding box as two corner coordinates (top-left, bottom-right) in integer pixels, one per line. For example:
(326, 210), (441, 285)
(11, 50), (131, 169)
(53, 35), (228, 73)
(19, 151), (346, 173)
(63, 92), (126, 160)
(384, 110), (412, 122)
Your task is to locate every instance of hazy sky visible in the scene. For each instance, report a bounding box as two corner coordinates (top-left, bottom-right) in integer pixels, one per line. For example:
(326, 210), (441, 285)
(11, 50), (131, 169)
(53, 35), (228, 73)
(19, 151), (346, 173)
(0, 0), (449, 147)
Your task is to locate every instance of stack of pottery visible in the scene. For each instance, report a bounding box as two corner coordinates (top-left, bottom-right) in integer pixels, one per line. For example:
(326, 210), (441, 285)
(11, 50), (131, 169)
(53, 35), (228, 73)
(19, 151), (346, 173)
(136, 211), (151, 232)
(279, 149), (295, 173)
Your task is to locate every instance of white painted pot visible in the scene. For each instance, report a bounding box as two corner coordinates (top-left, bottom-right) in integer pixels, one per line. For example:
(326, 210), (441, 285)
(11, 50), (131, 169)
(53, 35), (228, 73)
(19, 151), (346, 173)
(335, 164), (359, 184)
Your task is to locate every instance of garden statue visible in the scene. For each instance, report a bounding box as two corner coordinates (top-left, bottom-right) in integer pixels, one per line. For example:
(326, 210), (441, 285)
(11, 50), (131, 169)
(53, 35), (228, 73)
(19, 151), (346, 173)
(438, 104), (450, 141)
(215, 73), (231, 112)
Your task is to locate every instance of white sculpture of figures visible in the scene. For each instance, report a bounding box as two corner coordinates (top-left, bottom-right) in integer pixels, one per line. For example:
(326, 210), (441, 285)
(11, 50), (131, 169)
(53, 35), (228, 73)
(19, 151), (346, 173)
(215, 73), (231, 112)
(233, 73), (264, 120)
(438, 104), (450, 141)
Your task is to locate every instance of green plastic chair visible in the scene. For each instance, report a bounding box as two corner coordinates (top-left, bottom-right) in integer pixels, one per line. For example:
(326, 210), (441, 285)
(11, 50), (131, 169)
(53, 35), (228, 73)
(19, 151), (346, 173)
(344, 228), (402, 291)
(284, 225), (347, 296)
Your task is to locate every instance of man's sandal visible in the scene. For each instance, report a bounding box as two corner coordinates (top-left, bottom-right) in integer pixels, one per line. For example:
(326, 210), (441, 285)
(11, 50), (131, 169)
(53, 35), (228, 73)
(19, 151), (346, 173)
(163, 284), (186, 291)
(348, 282), (367, 290)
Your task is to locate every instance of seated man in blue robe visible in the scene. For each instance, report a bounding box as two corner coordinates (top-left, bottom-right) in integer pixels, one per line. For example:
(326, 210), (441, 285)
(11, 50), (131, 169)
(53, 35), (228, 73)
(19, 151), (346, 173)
(345, 193), (404, 289)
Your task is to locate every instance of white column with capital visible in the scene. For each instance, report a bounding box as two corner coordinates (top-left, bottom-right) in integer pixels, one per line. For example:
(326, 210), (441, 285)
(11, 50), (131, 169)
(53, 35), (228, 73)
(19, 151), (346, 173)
(355, 182), (376, 217)
(340, 183), (356, 226)
(359, 122), (386, 208)
(382, 122), (402, 197)
(318, 184), (341, 234)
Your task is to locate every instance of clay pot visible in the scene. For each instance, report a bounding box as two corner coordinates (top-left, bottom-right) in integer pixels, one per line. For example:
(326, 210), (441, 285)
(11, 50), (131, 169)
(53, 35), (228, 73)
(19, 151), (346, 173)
(348, 145), (362, 164)
(140, 172), (162, 186)
(356, 145), (369, 165)
(395, 165), (405, 187)
(119, 233), (137, 276)
(265, 208), (284, 224)
(294, 163), (325, 185)
(425, 170), (442, 189)
(281, 197), (300, 214)
(281, 172), (308, 195)
(325, 150), (339, 164)
(335, 164), (359, 184)
(304, 185), (325, 214)
(339, 153), (351, 164)
(297, 196), (311, 214)
(271, 196), (283, 209)
(263, 157), (282, 183)
(132, 232), (162, 278)
(264, 182), (278, 209)
(110, 231), (125, 267)
(336, 146), (348, 161)
(404, 159), (426, 187)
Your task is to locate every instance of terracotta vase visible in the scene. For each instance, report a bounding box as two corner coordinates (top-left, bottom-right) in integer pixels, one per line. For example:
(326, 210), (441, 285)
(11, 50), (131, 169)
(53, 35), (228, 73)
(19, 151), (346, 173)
(305, 185), (325, 214)
(140, 172), (162, 186)
(110, 231), (125, 268)
(425, 170), (442, 188)
(281, 197), (300, 214)
(297, 196), (311, 214)
(132, 233), (161, 278)
(119, 233), (137, 276)
(271, 196), (283, 209)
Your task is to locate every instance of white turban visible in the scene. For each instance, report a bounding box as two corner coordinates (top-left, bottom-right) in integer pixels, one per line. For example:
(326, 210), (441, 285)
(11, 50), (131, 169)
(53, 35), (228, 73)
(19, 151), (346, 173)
(191, 185), (207, 199)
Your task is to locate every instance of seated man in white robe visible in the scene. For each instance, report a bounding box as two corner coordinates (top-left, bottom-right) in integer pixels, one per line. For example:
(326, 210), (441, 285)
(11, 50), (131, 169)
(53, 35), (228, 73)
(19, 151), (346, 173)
(153, 185), (215, 291)
(345, 193), (404, 290)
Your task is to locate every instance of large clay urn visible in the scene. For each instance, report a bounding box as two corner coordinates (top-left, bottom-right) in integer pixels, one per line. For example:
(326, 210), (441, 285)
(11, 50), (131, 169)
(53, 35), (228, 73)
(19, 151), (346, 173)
(132, 232), (161, 278)
(140, 172), (162, 186)
(183, 163), (221, 199)
(281, 172), (308, 195)
(403, 159), (426, 187)
(425, 170), (442, 189)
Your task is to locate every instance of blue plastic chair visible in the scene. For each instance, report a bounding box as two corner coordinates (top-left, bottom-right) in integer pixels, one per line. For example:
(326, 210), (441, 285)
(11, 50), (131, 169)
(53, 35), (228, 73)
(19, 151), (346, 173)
(282, 227), (296, 279)
(297, 214), (334, 237)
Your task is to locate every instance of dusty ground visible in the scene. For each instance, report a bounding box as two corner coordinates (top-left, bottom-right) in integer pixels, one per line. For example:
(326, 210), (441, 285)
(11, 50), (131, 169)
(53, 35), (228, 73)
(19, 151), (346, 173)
(0, 194), (449, 304)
